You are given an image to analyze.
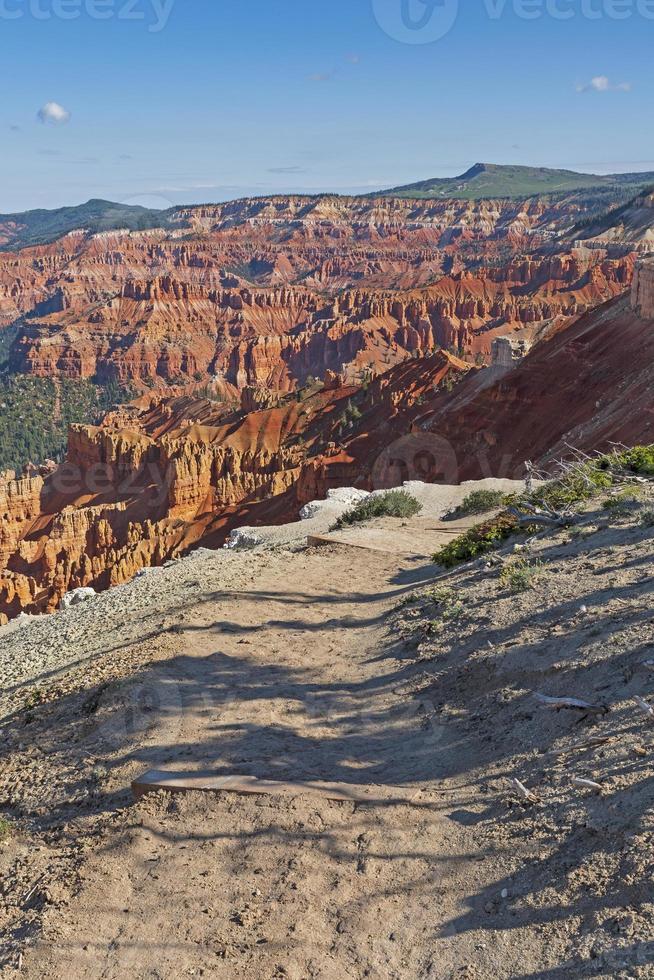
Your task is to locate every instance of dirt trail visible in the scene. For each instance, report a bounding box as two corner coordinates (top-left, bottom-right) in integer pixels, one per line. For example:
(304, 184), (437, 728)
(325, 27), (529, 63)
(123, 548), (442, 786)
(6, 495), (653, 979)
(1, 542), (538, 980)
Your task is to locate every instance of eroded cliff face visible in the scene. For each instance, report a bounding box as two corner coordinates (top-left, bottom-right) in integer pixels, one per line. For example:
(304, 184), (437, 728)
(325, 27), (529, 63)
(8, 253), (633, 388)
(1, 282), (653, 623)
(0, 352), (470, 619)
(0, 189), (639, 391)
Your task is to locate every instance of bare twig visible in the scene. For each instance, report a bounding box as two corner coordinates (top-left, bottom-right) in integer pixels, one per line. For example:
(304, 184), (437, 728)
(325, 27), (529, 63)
(22, 874), (45, 905)
(542, 736), (615, 758)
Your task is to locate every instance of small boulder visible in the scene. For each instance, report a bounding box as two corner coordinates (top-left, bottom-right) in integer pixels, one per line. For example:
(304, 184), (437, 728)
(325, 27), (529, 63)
(224, 528), (263, 551)
(59, 587), (97, 611)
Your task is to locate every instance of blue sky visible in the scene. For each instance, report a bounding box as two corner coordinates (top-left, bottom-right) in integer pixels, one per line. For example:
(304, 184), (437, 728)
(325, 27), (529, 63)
(1, 0), (653, 211)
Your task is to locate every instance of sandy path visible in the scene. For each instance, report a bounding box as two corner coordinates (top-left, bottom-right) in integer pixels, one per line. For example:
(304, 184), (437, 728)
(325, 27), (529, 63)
(114, 547), (449, 789)
(3, 538), (557, 979)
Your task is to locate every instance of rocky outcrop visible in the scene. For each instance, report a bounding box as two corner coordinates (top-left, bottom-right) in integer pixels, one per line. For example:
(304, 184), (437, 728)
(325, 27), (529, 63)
(491, 336), (532, 369)
(631, 260), (654, 318)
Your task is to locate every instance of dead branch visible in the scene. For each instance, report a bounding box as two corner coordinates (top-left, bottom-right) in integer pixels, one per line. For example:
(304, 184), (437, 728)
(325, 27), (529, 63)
(507, 508), (570, 529)
(534, 693), (609, 716)
(632, 695), (654, 719)
(542, 735), (615, 758)
(572, 776), (603, 794)
(509, 777), (540, 805)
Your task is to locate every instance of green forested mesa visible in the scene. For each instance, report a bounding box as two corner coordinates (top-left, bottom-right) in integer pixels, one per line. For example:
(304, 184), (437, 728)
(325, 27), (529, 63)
(379, 163), (654, 201)
(0, 376), (133, 473)
(0, 199), (168, 251)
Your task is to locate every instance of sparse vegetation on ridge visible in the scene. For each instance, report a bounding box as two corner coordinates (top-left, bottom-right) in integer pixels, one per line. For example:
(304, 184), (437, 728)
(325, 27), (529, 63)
(433, 446), (654, 568)
(447, 488), (507, 518)
(333, 490), (422, 529)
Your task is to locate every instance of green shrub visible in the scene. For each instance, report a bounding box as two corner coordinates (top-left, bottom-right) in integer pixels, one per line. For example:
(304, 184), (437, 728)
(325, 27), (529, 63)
(603, 490), (645, 515)
(433, 513), (521, 567)
(334, 490), (422, 529)
(640, 510), (654, 528)
(448, 489), (507, 518)
(499, 558), (543, 593)
(532, 463), (613, 511)
(599, 446), (654, 476)
(423, 591), (466, 634)
(0, 817), (12, 842)
(436, 446), (654, 568)
(426, 587), (465, 622)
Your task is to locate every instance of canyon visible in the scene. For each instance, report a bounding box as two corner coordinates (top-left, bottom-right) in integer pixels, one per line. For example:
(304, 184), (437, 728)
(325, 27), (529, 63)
(0, 188), (652, 621)
(0, 194), (637, 390)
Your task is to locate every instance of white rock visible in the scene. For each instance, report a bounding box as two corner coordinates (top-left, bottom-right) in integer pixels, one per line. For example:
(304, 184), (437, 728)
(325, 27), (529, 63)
(300, 487), (370, 520)
(59, 587), (97, 611)
(327, 487), (370, 506)
(224, 528), (264, 550)
(299, 500), (325, 520)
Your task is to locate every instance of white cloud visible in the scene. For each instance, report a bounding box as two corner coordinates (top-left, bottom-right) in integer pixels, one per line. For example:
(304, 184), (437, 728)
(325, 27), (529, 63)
(37, 101), (71, 125)
(576, 76), (631, 94)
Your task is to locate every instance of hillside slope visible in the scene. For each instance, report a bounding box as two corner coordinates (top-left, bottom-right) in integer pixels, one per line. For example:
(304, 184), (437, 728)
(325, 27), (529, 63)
(417, 291), (654, 479)
(382, 162), (654, 201)
(576, 187), (654, 244)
